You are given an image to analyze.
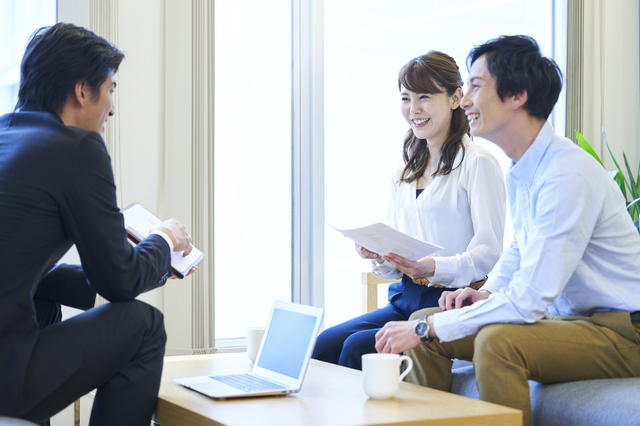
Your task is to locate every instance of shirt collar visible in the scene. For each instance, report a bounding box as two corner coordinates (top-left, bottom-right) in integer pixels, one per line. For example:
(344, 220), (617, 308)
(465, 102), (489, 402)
(509, 121), (554, 182)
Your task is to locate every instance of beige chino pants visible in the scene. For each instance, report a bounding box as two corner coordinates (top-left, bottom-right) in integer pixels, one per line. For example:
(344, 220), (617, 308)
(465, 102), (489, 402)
(405, 308), (640, 426)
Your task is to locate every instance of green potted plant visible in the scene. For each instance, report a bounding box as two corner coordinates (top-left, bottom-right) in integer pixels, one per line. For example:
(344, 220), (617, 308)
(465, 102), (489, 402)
(576, 127), (640, 234)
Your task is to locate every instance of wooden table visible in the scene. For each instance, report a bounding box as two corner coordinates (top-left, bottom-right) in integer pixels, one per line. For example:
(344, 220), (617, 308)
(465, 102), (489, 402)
(154, 353), (521, 426)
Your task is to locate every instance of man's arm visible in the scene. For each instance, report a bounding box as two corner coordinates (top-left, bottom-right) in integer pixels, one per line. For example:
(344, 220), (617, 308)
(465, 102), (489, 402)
(59, 133), (180, 301)
(481, 238), (521, 294)
(375, 291), (490, 354)
(432, 172), (600, 342)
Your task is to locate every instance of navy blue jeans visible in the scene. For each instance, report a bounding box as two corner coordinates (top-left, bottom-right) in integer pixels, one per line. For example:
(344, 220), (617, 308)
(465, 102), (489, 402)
(312, 275), (448, 370)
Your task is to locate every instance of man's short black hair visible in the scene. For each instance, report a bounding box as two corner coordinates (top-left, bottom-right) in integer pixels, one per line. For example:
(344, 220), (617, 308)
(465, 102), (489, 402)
(467, 35), (562, 120)
(16, 22), (124, 115)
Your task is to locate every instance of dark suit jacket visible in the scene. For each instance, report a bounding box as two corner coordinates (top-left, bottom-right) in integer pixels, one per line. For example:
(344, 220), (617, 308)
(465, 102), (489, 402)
(0, 105), (172, 413)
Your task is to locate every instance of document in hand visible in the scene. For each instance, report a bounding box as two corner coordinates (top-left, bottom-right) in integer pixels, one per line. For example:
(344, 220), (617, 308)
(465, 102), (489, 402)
(121, 203), (205, 278)
(329, 222), (443, 261)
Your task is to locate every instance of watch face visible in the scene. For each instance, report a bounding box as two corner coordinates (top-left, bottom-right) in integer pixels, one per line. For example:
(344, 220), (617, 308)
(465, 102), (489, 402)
(415, 321), (428, 337)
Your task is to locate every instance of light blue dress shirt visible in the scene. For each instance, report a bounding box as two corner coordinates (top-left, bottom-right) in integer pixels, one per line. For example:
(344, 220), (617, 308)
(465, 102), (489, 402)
(433, 122), (640, 342)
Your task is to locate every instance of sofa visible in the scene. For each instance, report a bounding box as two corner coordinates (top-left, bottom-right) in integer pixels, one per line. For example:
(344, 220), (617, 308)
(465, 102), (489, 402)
(449, 359), (640, 426)
(0, 418), (38, 426)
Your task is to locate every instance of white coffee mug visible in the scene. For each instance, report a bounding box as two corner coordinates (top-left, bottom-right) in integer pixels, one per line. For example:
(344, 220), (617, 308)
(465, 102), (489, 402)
(362, 353), (414, 400)
(246, 326), (265, 363)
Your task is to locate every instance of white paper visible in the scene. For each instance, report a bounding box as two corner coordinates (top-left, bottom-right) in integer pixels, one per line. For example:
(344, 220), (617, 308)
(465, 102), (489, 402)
(122, 203), (204, 277)
(330, 222), (443, 261)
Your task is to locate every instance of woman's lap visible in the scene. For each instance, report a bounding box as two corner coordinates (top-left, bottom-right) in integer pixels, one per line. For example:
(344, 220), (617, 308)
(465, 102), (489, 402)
(312, 304), (407, 369)
(313, 281), (451, 370)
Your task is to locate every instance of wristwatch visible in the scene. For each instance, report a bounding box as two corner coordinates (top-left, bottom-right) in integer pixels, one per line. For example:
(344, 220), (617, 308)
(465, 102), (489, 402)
(414, 316), (434, 343)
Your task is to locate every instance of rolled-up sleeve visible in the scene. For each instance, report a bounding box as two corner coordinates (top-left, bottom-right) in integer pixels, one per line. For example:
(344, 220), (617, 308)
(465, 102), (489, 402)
(433, 172), (599, 342)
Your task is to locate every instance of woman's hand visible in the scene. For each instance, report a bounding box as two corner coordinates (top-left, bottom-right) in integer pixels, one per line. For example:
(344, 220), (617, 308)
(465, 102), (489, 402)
(382, 253), (435, 280)
(355, 242), (383, 262)
(438, 287), (490, 310)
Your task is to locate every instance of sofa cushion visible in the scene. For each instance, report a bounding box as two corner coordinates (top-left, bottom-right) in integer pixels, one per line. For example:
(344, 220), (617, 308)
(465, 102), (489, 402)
(449, 365), (640, 426)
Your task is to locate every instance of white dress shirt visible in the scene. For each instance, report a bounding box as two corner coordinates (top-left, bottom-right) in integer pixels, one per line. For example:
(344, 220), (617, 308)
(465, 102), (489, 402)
(434, 122), (640, 342)
(373, 135), (506, 288)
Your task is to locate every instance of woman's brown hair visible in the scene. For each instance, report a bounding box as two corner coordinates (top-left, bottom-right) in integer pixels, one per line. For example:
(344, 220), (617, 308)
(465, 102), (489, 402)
(398, 51), (470, 183)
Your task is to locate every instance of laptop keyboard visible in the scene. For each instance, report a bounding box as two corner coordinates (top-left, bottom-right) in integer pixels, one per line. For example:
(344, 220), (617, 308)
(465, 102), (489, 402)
(210, 374), (286, 392)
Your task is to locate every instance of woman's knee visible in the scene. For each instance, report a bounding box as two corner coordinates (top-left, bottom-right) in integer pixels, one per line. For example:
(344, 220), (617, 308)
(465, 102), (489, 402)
(313, 326), (348, 362)
(339, 331), (378, 369)
(341, 330), (376, 358)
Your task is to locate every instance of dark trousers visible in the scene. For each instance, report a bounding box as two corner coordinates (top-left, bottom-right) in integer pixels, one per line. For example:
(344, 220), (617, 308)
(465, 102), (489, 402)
(22, 276), (166, 426)
(313, 276), (447, 370)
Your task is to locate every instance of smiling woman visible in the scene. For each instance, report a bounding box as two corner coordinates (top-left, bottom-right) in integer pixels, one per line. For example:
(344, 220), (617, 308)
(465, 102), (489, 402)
(313, 51), (507, 371)
(323, 0), (560, 336)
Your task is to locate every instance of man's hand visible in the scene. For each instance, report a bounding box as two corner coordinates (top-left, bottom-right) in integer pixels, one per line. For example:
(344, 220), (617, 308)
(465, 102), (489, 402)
(355, 242), (383, 262)
(375, 320), (422, 354)
(382, 253), (435, 280)
(153, 218), (193, 255)
(439, 287), (490, 311)
(169, 266), (198, 280)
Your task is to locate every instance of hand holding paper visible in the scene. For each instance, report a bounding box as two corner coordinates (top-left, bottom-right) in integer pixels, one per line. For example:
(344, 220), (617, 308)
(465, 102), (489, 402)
(330, 222), (443, 261)
(355, 242), (383, 261)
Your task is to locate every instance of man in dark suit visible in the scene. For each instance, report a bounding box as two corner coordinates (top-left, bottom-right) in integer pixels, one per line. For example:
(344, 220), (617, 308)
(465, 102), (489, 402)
(0, 23), (193, 425)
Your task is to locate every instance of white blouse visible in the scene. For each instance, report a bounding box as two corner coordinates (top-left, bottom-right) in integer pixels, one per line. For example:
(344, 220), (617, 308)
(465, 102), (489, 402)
(373, 135), (507, 288)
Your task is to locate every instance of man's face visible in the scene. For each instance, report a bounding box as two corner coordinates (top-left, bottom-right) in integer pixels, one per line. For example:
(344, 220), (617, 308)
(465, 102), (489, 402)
(460, 56), (511, 143)
(83, 74), (116, 134)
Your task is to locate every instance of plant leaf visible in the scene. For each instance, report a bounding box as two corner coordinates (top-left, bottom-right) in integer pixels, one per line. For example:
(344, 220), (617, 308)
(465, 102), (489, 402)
(575, 131), (603, 166)
(610, 170), (628, 200)
(602, 127), (633, 194)
(628, 197), (640, 214)
(622, 151), (640, 200)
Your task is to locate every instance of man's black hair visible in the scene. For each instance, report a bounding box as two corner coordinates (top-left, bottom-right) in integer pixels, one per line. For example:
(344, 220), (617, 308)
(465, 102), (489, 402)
(467, 35), (562, 120)
(16, 22), (124, 115)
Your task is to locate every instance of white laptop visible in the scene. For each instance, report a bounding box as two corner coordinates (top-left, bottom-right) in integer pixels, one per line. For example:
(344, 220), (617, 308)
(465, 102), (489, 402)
(175, 301), (324, 399)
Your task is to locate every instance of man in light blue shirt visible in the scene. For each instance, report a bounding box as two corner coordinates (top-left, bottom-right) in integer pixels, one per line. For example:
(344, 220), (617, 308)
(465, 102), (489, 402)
(374, 35), (640, 425)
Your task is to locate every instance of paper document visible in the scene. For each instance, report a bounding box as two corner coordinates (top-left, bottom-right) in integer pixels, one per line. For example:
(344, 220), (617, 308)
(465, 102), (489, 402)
(122, 203), (205, 278)
(330, 222), (443, 261)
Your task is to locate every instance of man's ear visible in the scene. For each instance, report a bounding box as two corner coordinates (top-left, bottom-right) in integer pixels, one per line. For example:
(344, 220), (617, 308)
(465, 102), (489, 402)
(72, 81), (89, 107)
(509, 90), (528, 111)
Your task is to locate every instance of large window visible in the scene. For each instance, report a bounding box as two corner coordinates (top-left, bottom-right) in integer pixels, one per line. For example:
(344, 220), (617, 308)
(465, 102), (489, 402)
(214, 0), (293, 341)
(212, 0), (566, 339)
(0, 0), (56, 115)
(323, 0), (564, 328)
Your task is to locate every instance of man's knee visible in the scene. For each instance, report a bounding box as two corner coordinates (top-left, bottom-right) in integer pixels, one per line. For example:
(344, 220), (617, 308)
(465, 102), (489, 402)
(108, 300), (166, 347)
(474, 324), (523, 367)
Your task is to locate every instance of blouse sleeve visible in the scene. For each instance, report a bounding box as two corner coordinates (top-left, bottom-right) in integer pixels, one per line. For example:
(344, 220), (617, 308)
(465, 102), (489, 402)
(429, 152), (506, 287)
(372, 167), (403, 280)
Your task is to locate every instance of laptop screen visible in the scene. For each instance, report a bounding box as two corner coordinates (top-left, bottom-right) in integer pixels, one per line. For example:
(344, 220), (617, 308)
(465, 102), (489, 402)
(256, 308), (318, 379)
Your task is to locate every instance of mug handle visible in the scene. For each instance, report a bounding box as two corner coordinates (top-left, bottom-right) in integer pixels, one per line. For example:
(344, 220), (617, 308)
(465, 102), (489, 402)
(398, 355), (413, 381)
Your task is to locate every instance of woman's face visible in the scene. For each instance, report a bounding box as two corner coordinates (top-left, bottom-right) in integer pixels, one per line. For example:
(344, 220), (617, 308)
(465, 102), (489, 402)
(400, 85), (460, 145)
